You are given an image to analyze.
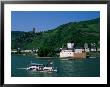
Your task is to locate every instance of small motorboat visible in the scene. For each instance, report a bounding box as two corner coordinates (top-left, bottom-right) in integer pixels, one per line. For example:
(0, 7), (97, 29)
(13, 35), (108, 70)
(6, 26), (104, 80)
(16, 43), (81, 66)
(26, 62), (57, 72)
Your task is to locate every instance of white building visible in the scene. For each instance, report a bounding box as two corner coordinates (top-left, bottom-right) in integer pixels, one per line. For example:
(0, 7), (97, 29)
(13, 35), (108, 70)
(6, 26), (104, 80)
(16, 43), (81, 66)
(85, 48), (90, 52)
(20, 49), (38, 53)
(91, 48), (96, 51)
(84, 43), (90, 52)
(21, 50), (32, 53)
(60, 49), (74, 58)
(11, 50), (17, 53)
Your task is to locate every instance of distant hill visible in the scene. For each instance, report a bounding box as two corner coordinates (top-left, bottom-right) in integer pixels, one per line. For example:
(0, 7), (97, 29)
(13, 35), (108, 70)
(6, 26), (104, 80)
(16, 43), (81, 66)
(11, 18), (100, 56)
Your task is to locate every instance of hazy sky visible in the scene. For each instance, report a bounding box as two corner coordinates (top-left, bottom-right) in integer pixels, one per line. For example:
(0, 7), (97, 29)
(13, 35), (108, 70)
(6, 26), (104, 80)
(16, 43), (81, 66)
(11, 11), (100, 32)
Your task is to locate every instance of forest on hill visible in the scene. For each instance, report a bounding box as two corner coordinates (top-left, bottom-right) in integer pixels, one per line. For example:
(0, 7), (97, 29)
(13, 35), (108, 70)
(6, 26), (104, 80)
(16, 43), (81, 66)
(11, 18), (100, 57)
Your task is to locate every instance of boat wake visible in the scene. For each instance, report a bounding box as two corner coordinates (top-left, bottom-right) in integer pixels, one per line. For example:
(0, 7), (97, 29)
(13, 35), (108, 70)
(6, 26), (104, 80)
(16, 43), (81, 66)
(16, 68), (27, 70)
(16, 61), (57, 72)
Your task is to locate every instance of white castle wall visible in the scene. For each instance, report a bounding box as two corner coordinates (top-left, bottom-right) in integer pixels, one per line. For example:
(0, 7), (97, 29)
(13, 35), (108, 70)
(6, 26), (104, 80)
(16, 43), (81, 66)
(60, 51), (74, 58)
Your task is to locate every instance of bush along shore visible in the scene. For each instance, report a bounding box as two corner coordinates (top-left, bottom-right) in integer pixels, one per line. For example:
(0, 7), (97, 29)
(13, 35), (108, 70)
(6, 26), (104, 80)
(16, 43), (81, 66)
(11, 51), (100, 59)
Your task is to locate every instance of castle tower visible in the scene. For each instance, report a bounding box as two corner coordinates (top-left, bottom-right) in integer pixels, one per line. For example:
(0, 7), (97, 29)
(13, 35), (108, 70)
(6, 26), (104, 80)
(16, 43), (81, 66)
(33, 27), (36, 33)
(67, 43), (74, 49)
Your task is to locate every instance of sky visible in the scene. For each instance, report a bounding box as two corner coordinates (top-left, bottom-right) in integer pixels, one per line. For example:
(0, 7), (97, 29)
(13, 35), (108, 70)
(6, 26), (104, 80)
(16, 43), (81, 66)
(11, 11), (100, 32)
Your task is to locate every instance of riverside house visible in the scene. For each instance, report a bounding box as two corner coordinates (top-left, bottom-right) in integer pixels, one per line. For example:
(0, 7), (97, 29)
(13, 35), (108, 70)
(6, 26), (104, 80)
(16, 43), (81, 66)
(11, 48), (38, 55)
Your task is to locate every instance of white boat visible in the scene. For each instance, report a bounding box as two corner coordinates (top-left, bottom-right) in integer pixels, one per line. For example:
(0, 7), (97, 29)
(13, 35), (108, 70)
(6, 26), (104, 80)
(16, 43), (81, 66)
(26, 62), (57, 72)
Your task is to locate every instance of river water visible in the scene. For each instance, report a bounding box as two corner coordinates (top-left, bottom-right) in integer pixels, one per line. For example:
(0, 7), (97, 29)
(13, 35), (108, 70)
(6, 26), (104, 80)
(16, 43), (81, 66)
(11, 55), (100, 77)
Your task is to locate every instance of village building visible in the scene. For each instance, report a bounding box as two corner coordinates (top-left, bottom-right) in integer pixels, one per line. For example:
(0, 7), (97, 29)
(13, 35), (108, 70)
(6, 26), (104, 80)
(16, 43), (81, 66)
(90, 48), (97, 51)
(21, 50), (33, 53)
(20, 49), (38, 53)
(11, 48), (38, 55)
(11, 49), (17, 54)
(84, 43), (90, 52)
(90, 43), (97, 51)
(85, 48), (90, 52)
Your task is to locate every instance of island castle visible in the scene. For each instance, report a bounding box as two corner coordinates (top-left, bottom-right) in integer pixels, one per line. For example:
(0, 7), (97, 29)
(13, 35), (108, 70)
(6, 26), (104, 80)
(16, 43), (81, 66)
(60, 43), (89, 59)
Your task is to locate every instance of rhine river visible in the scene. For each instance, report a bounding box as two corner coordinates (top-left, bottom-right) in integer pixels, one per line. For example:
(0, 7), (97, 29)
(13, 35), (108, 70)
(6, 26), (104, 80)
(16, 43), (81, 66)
(11, 55), (100, 77)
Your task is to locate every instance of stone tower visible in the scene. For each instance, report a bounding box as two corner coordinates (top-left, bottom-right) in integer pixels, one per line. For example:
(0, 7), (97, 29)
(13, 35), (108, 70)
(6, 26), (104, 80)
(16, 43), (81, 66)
(33, 27), (36, 33)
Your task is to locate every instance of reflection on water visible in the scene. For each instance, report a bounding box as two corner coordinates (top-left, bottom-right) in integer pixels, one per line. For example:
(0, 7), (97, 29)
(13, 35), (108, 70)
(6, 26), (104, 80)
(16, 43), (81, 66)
(28, 71), (57, 77)
(11, 55), (100, 77)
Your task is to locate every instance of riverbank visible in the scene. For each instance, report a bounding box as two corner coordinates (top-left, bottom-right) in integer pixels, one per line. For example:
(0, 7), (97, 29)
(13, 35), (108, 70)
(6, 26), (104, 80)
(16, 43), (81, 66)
(12, 51), (100, 59)
(11, 54), (58, 59)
